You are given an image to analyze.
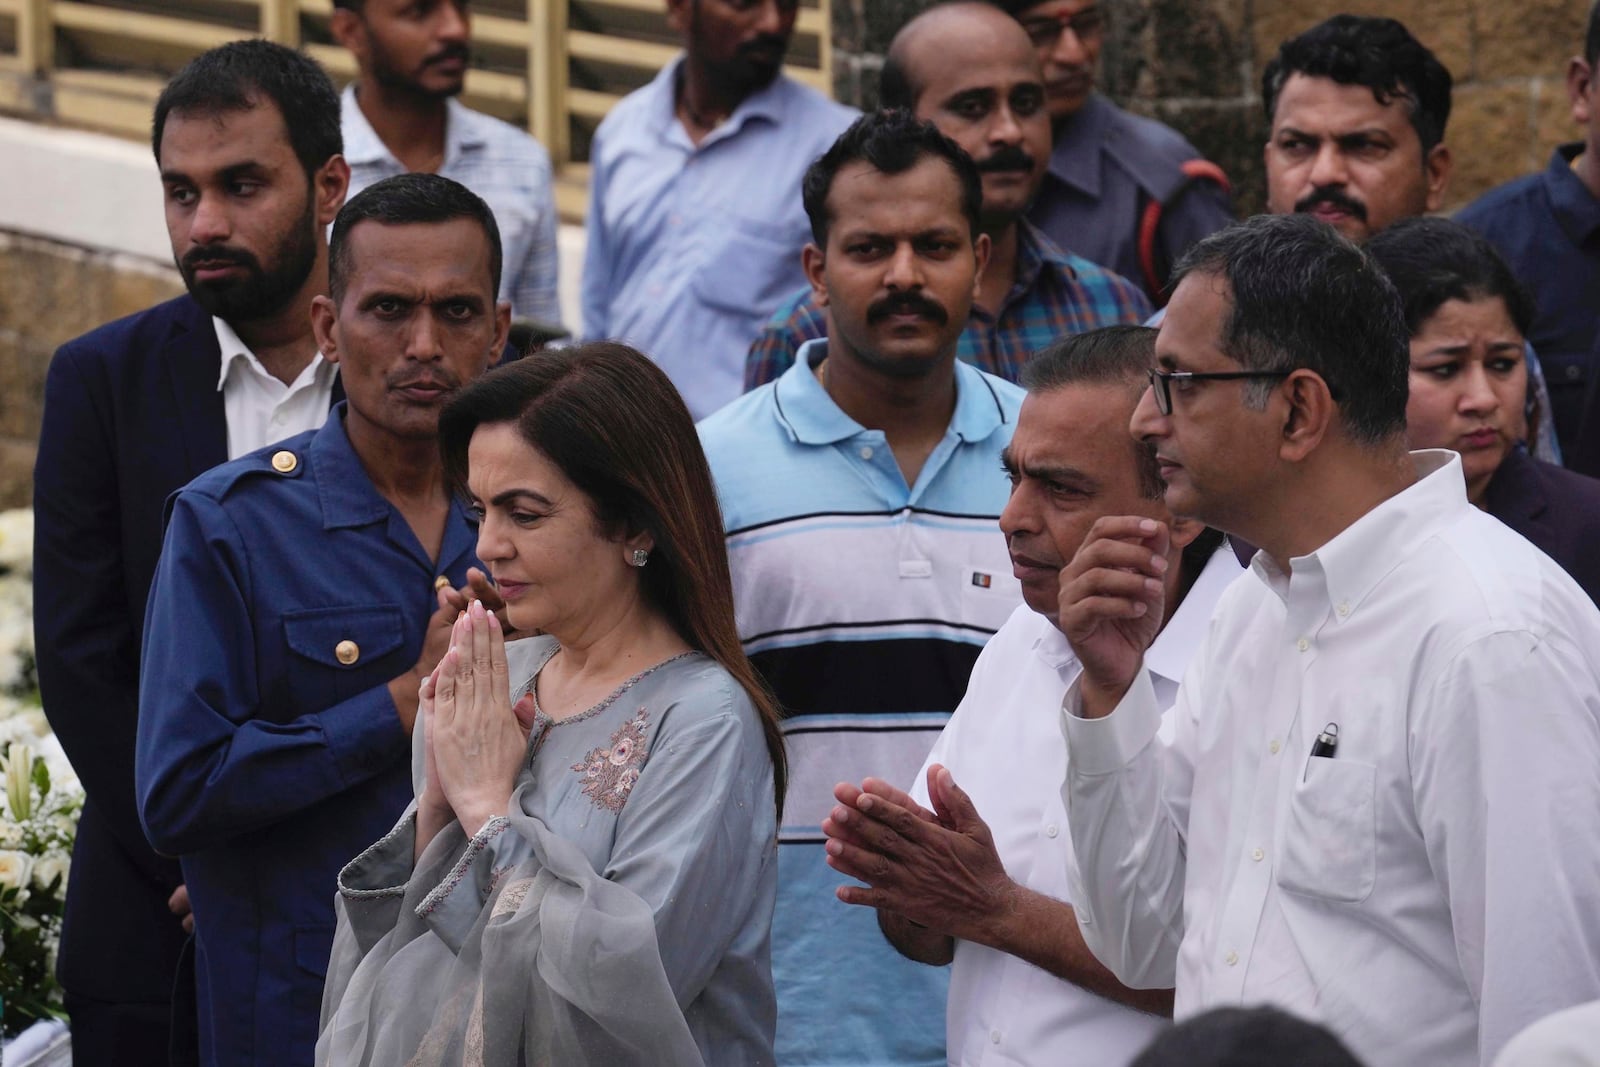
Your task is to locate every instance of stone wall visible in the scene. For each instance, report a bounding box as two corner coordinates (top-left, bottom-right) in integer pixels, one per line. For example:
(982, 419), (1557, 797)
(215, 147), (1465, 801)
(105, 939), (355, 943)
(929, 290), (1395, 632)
(831, 0), (1593, 216)
(0, 233), (183, 508)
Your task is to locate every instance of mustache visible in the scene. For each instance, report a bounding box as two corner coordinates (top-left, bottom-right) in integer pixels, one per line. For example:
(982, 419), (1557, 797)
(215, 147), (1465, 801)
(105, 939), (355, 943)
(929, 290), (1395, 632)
(1294, 185), (1367, 221)
(976, 144), (1036, 174)
(423, 42), (470, 67)
(180, 245), (260, 275)
(867, 292), (949, 326)
(737, 34), (789, 58)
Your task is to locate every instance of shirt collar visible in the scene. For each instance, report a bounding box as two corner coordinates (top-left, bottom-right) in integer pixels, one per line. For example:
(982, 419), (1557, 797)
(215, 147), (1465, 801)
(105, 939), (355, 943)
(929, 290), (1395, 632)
(339, 85), (484, 167)
(308, 403), (394, 529)
(1013, 219), (1077, 290)
(212, 316), (330, 391)
(773, 338), (1012, 446)
(1044, 93), (1111, 197)
(649, 55), (790, 149)
(1249, 449), (1465, 617)
(1545, 143), (1600, 245)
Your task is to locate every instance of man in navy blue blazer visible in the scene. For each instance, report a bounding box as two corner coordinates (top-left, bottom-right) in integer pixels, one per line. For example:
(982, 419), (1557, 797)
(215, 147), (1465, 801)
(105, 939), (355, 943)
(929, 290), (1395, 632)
(32, 40), (349, 1065)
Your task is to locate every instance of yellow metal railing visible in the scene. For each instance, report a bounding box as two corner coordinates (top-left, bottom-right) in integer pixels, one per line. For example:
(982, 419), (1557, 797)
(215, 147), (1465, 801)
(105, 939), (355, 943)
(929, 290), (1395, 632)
(0, 0), (832, 220)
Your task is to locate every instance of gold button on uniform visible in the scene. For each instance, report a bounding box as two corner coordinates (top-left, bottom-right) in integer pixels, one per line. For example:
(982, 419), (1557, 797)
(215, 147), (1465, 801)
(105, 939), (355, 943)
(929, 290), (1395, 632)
(271, 450), (298, 474)
(434, 575), (452, 591)
(335, 640), (360, 665)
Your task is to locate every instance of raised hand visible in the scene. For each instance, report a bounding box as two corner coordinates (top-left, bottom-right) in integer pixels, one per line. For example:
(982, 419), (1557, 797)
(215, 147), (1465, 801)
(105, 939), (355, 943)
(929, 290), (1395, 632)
(1057, 516), (1169, 717)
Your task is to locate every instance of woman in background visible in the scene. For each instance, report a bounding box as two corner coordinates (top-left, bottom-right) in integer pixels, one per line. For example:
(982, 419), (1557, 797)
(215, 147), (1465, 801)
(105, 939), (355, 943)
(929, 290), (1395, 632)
(1368, 216), (1600, 606)
(318, 342), (786, 1066)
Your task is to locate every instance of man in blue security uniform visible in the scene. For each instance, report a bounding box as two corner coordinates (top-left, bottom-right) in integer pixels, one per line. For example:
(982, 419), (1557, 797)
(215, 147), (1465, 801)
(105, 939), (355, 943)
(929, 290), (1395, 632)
(136, 173), (510, 1067)
(993, 0), (1234, 301)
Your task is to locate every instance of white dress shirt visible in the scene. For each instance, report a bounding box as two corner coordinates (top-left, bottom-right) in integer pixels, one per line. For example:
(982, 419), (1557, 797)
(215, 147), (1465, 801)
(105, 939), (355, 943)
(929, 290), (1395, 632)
(213, 318), (336, 459)
(1493, 999), (1600, 1067)
(913, 547), (1242, 1066)
(1061, 450), (1600, 1067)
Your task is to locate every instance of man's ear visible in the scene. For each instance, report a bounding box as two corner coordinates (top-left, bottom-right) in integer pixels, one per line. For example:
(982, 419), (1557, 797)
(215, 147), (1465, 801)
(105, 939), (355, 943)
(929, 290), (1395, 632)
(802, 243), (828, 308)
(490, 299), (512, 367)
(311, 294), (340, 365)
(315, 155), (351, 229)
(1277, 368), (1336, 463)
(970, 232), (991, 301)
(665, 0), (691, 35)
(330, 7), (366, 57)
(1422, 142), (1452, 213)
(1569, 56), (1596, 127)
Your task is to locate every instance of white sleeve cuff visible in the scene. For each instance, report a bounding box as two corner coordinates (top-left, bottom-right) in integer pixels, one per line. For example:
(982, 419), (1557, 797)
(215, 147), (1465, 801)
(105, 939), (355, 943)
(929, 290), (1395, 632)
(1060, 669), (1164, 776)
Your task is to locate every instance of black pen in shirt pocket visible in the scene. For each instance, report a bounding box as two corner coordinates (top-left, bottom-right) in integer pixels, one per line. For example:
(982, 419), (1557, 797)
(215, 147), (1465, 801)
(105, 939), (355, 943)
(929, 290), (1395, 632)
(1304, 721), (1339, 781)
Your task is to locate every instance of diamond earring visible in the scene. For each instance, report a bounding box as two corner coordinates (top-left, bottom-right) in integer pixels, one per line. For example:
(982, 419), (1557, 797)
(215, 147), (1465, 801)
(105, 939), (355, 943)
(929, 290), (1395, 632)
(630, 549), (650, 568)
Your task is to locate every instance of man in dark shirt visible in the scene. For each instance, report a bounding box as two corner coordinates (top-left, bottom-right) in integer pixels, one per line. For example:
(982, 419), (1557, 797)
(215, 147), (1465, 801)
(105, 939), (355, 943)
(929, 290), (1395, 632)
(1458, 1), (1600, 464)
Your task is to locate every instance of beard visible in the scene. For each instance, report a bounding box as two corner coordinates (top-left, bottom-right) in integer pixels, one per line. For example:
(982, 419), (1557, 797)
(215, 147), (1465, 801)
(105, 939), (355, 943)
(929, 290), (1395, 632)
(179, 192), (319, 324)
(369, 35), (468, 100)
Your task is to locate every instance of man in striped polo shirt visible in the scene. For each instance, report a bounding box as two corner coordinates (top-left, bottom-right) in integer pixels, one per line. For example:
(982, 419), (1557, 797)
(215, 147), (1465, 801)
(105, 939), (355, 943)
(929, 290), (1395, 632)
(700, 109), (1023, 1066)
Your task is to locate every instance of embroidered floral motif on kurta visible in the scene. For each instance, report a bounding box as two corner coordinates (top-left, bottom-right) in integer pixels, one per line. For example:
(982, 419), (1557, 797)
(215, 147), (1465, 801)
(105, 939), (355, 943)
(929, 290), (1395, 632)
(572, 709), (651, 811)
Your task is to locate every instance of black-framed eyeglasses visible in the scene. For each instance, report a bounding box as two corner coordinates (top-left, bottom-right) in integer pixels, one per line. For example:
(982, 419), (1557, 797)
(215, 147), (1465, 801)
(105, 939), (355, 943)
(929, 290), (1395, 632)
(1146, 367), (1292, 415)
(1019, 6), (1106, 49)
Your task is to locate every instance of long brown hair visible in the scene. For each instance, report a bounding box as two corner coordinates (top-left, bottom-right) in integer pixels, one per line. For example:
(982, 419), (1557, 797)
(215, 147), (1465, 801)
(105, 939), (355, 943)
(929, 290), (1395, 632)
(439, 342), (788, 818)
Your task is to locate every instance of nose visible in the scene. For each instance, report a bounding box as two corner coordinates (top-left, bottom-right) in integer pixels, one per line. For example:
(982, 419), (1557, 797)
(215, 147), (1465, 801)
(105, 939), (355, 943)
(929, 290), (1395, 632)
(1130, 382), (1166, 441)
(989, 101), (1024, 147)
(752, 0), (787, 36)
(435, 1), (469, 42)
(998, 481), (1035, 541)
(1050, 24), (1089, 67)
(1458, 363), (1499, 414)
(475, 513), (511, 565)
(1307, 141), (1350, 188)
(883, 243), (925, 291)
(405, 310), (445, 362)
(188, 192), (231, 246)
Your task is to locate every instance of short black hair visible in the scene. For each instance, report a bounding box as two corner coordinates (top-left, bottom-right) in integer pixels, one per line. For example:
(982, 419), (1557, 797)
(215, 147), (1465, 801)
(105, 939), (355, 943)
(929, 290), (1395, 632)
(153, 39), (342, 181)
(1022, 326), (1166, 500)
(1587, 0), (1600, 67)
(1366, 217), (1535, 338)
(801, 109), (983, 246)
(328, 173), (503, 303)
(1262, 15), (1453, 154)
(1170, 214), (1410, 446)
(1020, 326), (1228, 580)
(1131, 1007), (1364, 1067)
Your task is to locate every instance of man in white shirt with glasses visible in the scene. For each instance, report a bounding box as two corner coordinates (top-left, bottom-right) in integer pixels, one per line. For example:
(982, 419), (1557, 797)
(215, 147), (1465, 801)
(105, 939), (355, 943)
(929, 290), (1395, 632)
(1055, 213), (1600, 1067)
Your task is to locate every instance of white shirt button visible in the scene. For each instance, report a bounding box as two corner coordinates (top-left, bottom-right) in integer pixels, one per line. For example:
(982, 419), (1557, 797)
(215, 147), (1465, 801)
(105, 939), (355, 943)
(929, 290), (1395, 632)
(1337, 601), (1351, 617)
(1044, 823), (1059, 838)
(1225, 950), (1239, 966)
(1269, 739), (1281, 754)
(859, 445), (874, 460)
(1252, 848), (1265, 862)
(1297, 637), (1310, 652)
(990, 1029), (1002, 1045)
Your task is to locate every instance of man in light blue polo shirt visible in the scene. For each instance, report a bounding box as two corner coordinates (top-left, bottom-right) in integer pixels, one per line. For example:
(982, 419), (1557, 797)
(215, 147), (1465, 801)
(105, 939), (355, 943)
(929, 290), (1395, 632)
(699, 110), (1023, 1066)
(582, 0), (856, 419)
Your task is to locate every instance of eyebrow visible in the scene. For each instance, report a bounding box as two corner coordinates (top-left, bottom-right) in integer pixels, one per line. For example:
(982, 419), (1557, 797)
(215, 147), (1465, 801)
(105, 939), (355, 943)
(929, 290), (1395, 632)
(488, 488), (554, 509)
(160, 161), (270, 184)
(1003, 450), (1100, 491)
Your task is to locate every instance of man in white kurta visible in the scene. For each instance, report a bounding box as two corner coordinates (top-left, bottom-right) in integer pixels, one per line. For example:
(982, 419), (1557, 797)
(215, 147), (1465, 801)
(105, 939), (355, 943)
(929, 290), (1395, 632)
(1057, 214), (1600, 1067)
(818, 326), (1242, 1066)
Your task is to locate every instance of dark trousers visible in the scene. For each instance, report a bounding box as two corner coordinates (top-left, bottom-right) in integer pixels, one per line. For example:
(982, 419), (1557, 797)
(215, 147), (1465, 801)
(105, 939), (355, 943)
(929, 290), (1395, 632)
(63, 993), (172, 1067)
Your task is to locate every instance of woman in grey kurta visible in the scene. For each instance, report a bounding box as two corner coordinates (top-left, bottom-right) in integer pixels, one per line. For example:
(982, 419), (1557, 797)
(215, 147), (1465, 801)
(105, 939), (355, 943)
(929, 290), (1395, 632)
(318, 344), (788, 1066)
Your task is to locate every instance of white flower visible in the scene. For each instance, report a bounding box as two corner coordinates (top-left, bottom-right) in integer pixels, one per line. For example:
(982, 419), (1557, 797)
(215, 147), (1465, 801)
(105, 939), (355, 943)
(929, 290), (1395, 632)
(0, 509), (33, 570)
(0, 848), (34, 890)
(0, 819), (20, 848)
(32, 852), (68, 893)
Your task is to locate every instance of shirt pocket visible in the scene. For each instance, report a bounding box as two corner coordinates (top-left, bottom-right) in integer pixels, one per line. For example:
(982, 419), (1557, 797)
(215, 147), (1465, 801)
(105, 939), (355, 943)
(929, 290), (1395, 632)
(1276, 757), (1377, 904)
(958, 564), (1022, 632)
(691, 216), (807, 318)
(281, 604), (407, 715)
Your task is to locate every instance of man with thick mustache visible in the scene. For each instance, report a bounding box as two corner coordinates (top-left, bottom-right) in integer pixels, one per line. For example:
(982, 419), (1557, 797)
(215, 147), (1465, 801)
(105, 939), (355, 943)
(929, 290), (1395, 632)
(331, 0), (560, 327)
(746, 2), (1149, 391)
(1261, 13), (1559, 462)
(33, 40), (348, 1064)
(701, 110), (1023, 1065)
(136, 174), (508, 1067)
(582, 0), (855, 418)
